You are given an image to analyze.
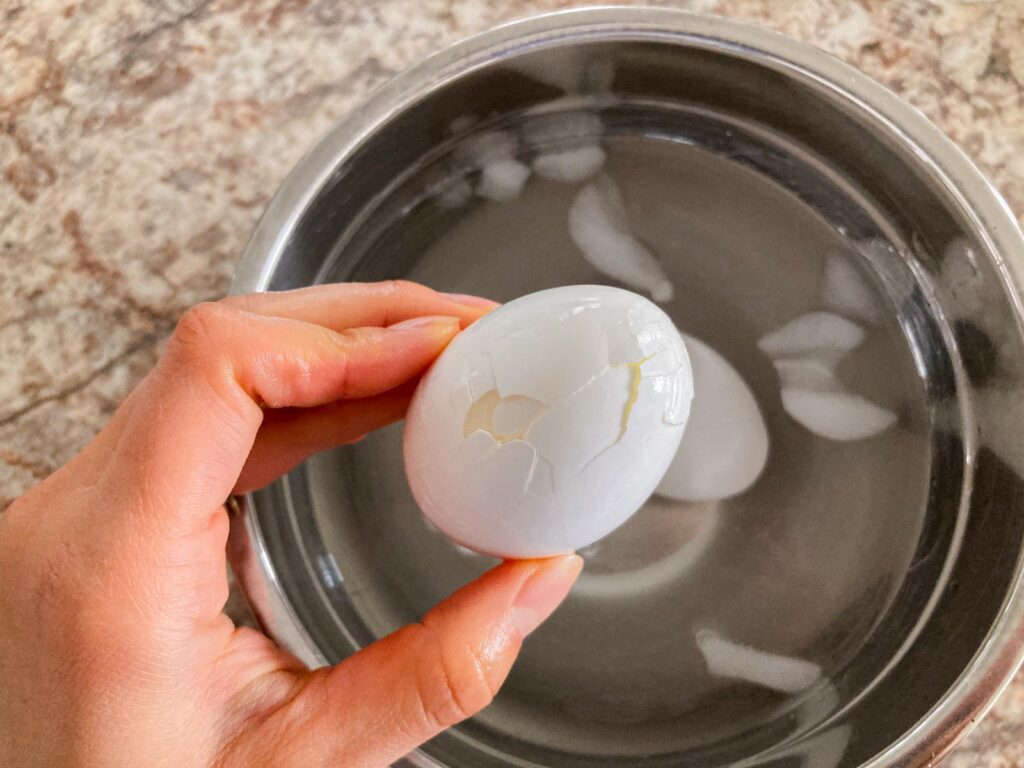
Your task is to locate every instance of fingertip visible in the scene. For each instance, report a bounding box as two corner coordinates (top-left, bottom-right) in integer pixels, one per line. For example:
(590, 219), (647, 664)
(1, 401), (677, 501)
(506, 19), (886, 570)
(510, 554), (583, 638)
(438, 292), (500, 328)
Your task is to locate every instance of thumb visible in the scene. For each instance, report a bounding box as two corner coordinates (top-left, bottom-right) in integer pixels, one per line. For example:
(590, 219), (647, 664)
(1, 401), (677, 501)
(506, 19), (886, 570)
(226, 555), (582, 768)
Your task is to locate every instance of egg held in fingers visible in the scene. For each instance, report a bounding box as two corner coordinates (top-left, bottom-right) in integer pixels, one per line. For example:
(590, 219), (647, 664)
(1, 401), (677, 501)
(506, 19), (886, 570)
(403, 285), (693, 559)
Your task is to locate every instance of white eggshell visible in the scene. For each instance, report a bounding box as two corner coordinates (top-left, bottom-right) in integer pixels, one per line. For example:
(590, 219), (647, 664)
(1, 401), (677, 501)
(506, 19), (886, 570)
(403, 285), (693, 558)
(656, 335), (769, 502)
(568, 175), (674, 303)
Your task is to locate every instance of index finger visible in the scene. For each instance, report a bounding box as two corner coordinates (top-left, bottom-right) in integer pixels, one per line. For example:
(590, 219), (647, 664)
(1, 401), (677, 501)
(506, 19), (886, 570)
(223, 280), (497, 331)
(59, 281), (496, 497)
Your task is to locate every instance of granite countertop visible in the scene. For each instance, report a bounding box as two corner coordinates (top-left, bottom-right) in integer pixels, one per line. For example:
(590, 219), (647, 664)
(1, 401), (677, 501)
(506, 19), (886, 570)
(2, 0), (1023, 763)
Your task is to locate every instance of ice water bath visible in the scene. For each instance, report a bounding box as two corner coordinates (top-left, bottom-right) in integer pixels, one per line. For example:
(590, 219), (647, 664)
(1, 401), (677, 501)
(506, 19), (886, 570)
(304, 111), (941, 763)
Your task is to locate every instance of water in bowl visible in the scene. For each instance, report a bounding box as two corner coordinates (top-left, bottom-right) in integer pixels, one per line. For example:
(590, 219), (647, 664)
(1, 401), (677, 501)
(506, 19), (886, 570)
(304, 107), (946, 766)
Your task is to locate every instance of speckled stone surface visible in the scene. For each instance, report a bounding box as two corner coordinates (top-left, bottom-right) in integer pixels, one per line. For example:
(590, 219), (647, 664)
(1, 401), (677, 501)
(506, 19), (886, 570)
(2, 0), (1023, 762)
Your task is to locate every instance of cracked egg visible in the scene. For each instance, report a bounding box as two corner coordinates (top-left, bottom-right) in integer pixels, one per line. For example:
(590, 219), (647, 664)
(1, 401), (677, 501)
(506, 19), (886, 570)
(403, 285), (693, 558)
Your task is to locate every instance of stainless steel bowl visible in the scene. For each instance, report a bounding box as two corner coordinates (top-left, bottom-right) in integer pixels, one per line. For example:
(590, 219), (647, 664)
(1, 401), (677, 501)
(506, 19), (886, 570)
(229, 8), (1024, 767)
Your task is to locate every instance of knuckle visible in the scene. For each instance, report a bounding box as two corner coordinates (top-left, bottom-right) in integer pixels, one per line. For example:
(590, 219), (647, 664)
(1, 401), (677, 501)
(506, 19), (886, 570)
(217, 292), (254, 312)
(411, 622), (496, 731)
(378, 278), (409, 296)
(172, 301), (236, 358)
(377, 279), (428, 305)
(0, 493), (30, 529)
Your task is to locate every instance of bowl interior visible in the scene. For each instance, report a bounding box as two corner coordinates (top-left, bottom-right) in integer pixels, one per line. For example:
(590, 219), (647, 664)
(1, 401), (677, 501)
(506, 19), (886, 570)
(241, 29), (1024, 768)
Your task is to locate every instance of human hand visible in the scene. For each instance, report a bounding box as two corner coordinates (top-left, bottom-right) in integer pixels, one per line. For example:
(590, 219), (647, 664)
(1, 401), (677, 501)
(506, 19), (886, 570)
(0, 281), (583, 768)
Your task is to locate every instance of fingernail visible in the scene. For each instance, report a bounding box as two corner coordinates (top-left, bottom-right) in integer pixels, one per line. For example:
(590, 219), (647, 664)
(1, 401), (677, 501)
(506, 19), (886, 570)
(441, 292), (500, 308)
(390, 315), (460, 335)
(510, 554), (583, 638)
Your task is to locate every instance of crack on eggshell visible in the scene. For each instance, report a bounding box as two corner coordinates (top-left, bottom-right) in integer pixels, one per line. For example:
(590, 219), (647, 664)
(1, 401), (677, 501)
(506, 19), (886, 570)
(523, 451), (554, 496)
(574, 361), (648, 477)
(607, 317), (645, 364)
(462, 389), (549, 444)
(617, 360), (644, 439)
(488, 306), (611, 403)
(455, 428), (504, 468)
(549, 363), (610, 409)
(464, 360), (497, 401)
(527, 365), (631, 476)
(632, 315), (691, 426)
(440, 289), (691, 551)
(519, 311), (670, 481)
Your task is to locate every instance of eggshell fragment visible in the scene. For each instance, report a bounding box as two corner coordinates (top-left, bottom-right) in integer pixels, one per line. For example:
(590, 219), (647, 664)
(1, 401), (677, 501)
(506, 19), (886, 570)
(696, 629), (821, 694)
(404, 285), (692, 558)
(656, 334), (769, 502)
(568, 175), (674, 303)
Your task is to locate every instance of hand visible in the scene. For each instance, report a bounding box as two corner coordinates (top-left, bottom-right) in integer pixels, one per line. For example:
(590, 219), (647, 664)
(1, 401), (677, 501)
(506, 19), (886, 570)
(0, 281), (582, 768)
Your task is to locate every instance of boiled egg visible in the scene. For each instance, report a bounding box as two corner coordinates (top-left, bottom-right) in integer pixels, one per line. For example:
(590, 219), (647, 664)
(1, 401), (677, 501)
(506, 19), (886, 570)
(403, 285), (693, 558)
(655, 334), (769, 502)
